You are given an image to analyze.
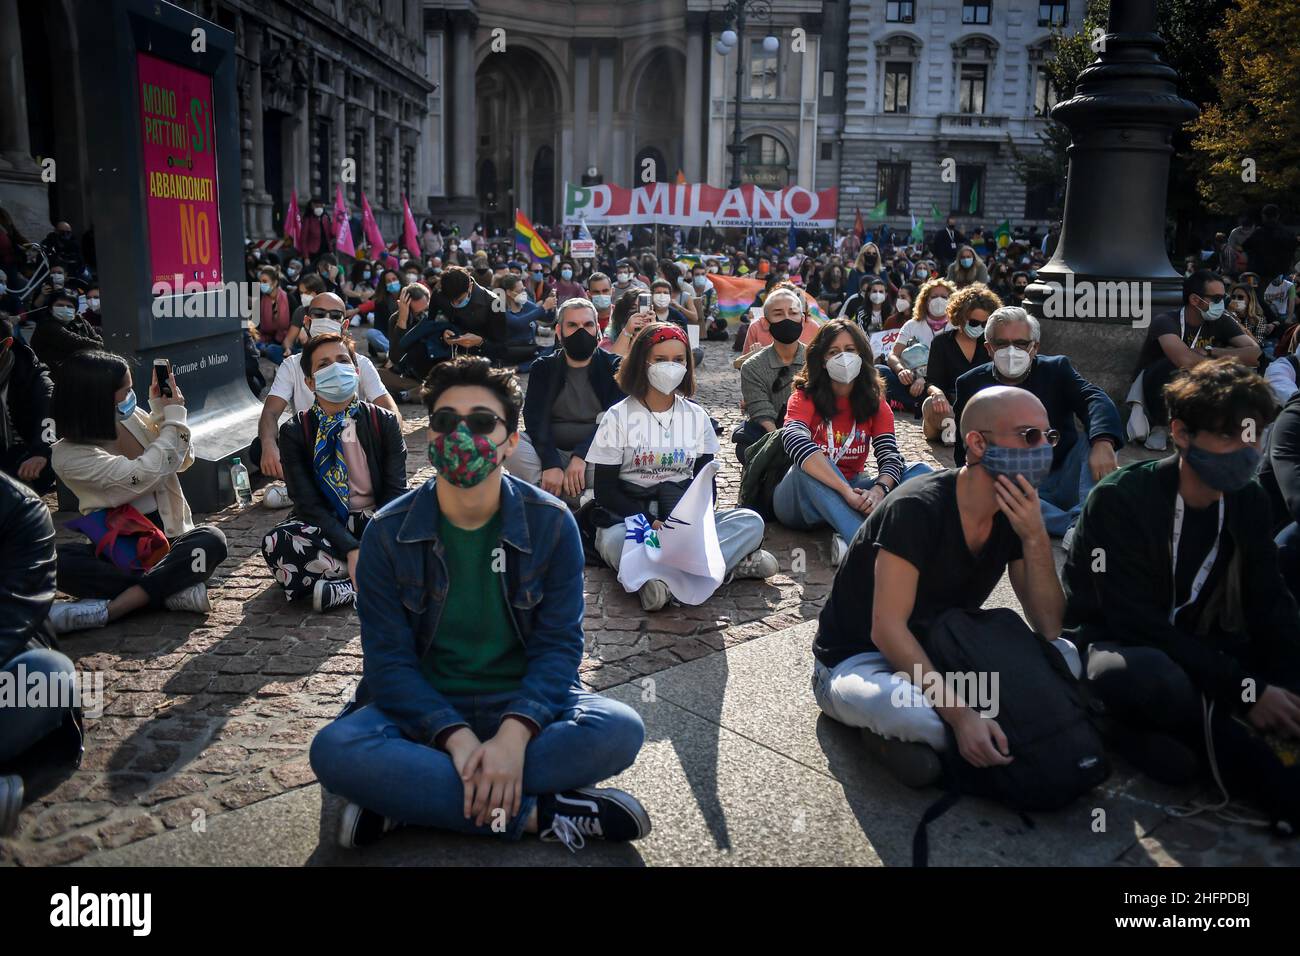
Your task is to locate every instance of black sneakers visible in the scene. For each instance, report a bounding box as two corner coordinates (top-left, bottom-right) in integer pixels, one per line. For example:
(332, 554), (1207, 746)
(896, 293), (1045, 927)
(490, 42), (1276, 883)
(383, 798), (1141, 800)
(538, 787), (651, 852)
(337, 801), (398, 849)
(860, 727), (943, 789)
(313, 578), (356, 613)
(0, 775), (24, 837)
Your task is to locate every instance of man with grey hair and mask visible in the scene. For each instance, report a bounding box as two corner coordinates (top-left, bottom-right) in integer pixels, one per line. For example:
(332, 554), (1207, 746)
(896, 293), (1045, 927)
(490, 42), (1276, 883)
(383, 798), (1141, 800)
(813, 385), (1080, 788)
(952, 305), (1122, 550)
(254, 291), (400, 508)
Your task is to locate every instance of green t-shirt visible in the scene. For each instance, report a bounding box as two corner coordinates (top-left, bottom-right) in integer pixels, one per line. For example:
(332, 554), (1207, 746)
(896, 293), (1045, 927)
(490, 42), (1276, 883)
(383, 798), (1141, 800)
(420, 511), (528, 695)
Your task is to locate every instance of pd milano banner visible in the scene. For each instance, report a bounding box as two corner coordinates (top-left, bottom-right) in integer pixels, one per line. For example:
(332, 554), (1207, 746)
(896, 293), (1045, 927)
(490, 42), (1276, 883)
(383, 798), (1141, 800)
(138, 52), (222, 287)
(563, 182), (839, 229)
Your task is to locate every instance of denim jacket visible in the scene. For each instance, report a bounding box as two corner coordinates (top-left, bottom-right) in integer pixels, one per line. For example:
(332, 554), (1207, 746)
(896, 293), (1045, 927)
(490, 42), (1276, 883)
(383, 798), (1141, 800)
(346, 473), (586, 744)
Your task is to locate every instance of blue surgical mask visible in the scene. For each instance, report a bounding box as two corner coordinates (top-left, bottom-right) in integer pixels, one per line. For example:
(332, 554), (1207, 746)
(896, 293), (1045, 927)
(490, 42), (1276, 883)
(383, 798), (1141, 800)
(1183, 442), (1261, 492)
(259, 282), (272, 294)
(116, 389), (138, 420)
(1203, 299), (1226, 321)
(312, 361), (359, 403)
(965, 322), (985, 340)
(591, 294), (612, 310)
(387, 281), (401, 293)
(453, 293), (471, 308)
(961, 257), (974, 268)
(363, 271), (372, 280)
(978, 442), (1054, 487)
(561, 269), (573, 280)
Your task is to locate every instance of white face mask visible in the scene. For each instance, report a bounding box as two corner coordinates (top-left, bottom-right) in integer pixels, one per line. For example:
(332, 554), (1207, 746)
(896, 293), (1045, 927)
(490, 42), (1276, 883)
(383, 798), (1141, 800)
(311, 318), (343, 338)
(825, 351), (863, 384)
(993, 345), (1033, 379)
(87, 297), (100, 310)
(927, 297), (948, 318)
(300, 293), (314, 308)
(652, 293), (671, 310)
(895, 297), (909, 314)
(647, 360), (687, 395)
(868, 291), (887, 305)
(513, 292), (528, 305)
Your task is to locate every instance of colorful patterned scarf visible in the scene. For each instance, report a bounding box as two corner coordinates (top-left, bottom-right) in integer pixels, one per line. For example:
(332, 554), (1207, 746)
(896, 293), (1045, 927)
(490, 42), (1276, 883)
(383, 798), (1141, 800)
(312, 399), (359, 520)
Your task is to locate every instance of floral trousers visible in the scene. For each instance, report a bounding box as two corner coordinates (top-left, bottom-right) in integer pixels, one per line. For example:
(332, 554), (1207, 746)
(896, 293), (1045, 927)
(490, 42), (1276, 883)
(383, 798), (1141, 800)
(260, 514), (369, 601)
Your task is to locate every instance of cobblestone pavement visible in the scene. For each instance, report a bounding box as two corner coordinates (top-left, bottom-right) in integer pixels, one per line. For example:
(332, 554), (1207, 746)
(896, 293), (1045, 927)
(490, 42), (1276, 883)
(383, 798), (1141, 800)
(0, 340), (1289, 866)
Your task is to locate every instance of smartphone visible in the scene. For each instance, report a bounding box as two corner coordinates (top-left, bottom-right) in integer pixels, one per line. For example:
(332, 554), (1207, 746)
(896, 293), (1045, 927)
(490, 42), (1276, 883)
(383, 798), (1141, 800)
(153, 358), (173, 398)
(637, 292), (651, 312)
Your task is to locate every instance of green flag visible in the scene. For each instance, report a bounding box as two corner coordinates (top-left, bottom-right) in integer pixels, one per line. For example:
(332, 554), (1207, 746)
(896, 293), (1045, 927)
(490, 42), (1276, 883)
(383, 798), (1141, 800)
(967, 179), (979, 215)
(930, 203), (942, 219)
(995, 219), (1012, 248)
(910, 217), (925, 243)
(868, 198), (888, 220)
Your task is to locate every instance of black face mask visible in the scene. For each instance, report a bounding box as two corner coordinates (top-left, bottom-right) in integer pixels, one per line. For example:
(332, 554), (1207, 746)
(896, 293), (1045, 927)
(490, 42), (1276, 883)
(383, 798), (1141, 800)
(562, 327), (599, 361)
(769, 318), (804, 344)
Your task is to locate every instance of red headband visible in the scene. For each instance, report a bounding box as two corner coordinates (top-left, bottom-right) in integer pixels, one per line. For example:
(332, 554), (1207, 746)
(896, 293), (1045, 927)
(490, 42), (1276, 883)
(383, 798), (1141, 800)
(647, 325), (689, 348)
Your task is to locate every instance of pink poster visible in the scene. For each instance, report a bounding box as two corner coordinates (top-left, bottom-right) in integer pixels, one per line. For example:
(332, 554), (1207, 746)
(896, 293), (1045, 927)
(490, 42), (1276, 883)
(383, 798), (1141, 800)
(138, 52), (222, 288)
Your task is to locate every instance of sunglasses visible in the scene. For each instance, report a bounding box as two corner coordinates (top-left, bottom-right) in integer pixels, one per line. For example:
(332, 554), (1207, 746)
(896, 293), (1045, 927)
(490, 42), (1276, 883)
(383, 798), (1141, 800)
(979, 427), (1061, 447)
(430, 409), (507, 435)
(308, 308), (345, 321)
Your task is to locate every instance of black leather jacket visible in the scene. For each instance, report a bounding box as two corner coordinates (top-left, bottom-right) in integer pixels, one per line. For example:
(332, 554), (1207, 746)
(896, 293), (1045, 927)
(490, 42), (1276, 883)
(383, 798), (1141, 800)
(0, 470), (57, 664)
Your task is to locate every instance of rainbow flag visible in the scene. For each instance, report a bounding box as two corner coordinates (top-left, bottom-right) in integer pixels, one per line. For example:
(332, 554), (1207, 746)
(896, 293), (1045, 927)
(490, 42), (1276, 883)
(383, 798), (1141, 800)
(707, 274), (830, 326)
(515, 209), (554, 262)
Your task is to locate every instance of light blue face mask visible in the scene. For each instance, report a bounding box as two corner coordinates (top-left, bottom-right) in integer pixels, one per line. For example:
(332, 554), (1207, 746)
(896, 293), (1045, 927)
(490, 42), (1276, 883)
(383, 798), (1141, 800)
(312, 361), (359, 404)
(965, 322), (985, 340)
(961, 257), (974, 268)
(116, 389), (138, 421)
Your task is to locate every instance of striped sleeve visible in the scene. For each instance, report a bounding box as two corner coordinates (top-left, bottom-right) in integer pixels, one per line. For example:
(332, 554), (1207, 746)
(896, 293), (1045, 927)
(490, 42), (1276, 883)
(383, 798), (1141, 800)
(781, 419), (821, 468)
(871, 432), (904, 486)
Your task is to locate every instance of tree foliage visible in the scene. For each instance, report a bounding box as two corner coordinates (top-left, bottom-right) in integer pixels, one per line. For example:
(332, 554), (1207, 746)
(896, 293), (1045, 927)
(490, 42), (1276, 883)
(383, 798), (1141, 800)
(1189, 0), (1300, 213)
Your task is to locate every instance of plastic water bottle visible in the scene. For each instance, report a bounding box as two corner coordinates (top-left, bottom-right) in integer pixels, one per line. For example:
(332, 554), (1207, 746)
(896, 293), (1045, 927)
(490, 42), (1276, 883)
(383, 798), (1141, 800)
(231, 457), (252, 508)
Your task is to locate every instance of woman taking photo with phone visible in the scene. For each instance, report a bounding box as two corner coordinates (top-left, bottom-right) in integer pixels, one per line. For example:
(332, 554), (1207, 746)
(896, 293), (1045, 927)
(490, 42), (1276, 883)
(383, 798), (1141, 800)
(45, 351), (228, 633)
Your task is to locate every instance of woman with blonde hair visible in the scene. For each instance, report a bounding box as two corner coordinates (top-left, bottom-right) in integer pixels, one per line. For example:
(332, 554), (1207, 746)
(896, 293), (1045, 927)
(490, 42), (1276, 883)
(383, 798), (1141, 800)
(1227, 281), (1275, 349)
(920, 283), (1002, 443)
(878, 277), (958, 417)
(945, 244), (989, 288)
(848, 243), (885, 292)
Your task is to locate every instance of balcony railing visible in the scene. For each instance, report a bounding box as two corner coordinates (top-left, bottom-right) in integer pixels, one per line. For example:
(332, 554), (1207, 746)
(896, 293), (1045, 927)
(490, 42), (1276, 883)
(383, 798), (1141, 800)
(938, 113), (1009, 135)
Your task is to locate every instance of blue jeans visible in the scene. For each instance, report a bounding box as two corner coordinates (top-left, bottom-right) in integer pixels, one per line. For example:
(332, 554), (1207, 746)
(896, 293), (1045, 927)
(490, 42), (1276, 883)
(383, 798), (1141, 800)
(1037, 436), (1093, 537)
(0, 648), (77, 765)
(773, 461), (934, 542)
(876, 364), (924, 416)
(309, 687), (645, 840)
(257, 342), (285, 365)
(1277, 522), (1300, 604)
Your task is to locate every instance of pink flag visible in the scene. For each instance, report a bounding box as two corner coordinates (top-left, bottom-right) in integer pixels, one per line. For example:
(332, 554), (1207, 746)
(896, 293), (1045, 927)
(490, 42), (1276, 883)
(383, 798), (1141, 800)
(360, 191), (386, 261)
(401, 195), (421, 261)
(333, 185), (355, 257)
(284, 189), (302, 249)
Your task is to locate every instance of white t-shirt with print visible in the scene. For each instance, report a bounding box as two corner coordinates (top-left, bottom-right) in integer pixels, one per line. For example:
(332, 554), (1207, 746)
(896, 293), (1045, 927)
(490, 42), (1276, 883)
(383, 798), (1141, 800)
(268, 353), (389, 414)
(586, 394), (720, 488)
(894, 318), (938, 350)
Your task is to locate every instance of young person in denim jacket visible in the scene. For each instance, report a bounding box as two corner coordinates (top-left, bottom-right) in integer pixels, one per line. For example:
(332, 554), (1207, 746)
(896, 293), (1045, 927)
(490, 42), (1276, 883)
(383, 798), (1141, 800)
(310, 356), (649, 851)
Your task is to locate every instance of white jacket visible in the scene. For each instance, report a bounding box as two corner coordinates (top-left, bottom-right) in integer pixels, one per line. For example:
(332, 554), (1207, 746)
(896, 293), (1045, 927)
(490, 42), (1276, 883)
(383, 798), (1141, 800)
(51, 400), (196, 538)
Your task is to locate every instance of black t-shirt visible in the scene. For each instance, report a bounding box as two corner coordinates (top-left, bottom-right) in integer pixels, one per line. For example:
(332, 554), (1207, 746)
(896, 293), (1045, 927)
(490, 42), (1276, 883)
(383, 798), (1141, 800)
(926, 328), (984, 401)
(1171, 498), (1233, 632)
(1135, 308), (1246, 372)
(814, 469), (1024, 667)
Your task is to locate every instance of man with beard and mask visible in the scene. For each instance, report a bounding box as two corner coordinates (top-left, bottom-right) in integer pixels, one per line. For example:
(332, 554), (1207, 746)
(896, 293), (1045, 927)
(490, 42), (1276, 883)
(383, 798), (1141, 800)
(734, 288), (808, 463)
(0, 316), (56, 493)
(29, 290), (102, 379)
(1063, 360), (1300, 829)
(812, 386), (1077, 789)
(510, 299), (624, 504)
(953, 307), (1121, 548)
(309, 356), (650, 852)
(299, 198), (336, 265)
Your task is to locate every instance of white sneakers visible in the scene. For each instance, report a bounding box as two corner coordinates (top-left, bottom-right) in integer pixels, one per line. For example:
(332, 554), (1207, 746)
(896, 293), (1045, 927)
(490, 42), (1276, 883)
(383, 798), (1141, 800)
(263, 484), (293, 509)
(733, 549), (779, 579)
(1145, 425), (1169, 451)
(831, 533), (850, 569)
(47, 599), (109, 634)
(1126, 402), (1150, 443)
(165, 583), (212, 614)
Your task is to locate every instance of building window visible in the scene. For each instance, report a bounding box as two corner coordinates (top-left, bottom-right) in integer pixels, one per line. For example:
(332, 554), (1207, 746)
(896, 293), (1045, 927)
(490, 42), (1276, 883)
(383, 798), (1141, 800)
(314, 118), (332, 199)
(1034, 68), (1060, 117)
(877, 162), (911, 215)
(884, 62), (912, 113)
(822, 70), (835, 97)
(1025, 181), (1056, 220)
(317, 58), (331, 84)
(742, 135), (789, 187)
(1039, 2), (1068, 27)
(402, 146), (414, 204)
(749, 39), (779, 99)
(962, 0), (991, 25)
(377, 138), (391, 208)
(952, 165), (985, 216)
(886, 0), (915, 22)
(350, 131), (365, 208)
(959, 63), (987, 114)
(820, 141), (834, 161)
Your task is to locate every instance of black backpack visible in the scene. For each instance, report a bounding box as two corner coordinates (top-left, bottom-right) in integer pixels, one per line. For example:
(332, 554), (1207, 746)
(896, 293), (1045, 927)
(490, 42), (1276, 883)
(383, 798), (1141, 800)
(912, 607), (1110, 865)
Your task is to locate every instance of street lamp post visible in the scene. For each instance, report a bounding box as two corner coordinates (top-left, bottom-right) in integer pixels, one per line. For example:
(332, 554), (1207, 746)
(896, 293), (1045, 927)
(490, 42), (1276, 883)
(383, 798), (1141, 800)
(716, 0), (777, 189)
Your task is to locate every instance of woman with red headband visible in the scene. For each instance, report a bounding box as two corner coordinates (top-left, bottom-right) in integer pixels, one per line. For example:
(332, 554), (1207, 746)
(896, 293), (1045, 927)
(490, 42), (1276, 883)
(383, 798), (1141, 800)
(585, 322), (779, 611)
